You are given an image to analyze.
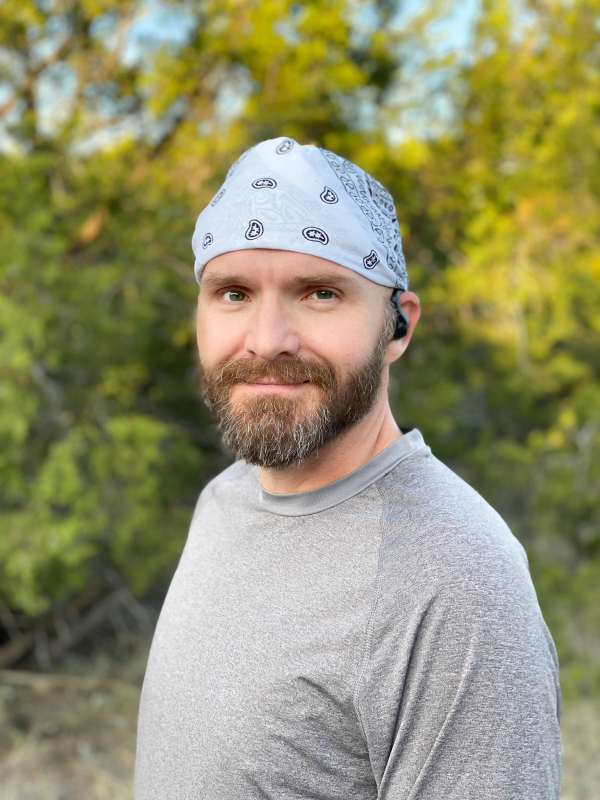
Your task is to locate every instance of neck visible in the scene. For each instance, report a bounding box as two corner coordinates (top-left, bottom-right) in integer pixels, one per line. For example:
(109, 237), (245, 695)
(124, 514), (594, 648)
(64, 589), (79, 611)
(258, 375), (402, 495)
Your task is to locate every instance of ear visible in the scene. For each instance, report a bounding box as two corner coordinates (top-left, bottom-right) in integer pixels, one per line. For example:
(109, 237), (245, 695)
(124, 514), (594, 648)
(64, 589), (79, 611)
(384, 291), (421, 365)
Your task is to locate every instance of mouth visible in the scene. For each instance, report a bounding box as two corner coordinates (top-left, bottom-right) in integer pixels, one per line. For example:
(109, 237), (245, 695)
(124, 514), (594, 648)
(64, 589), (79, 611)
(236, 379), (312, 394)
(247, 379), (310, 385)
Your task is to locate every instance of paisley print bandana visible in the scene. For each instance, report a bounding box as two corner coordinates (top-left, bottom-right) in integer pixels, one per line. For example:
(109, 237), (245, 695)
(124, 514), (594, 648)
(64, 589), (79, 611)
(191, 136), (408, 290)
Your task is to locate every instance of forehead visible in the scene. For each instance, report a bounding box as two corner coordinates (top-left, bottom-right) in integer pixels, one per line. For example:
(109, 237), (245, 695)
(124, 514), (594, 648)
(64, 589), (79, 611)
(202, 248), (375, 291)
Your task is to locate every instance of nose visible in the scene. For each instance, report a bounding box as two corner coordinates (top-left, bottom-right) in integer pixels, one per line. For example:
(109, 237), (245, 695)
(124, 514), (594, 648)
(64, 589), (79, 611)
(244, 295), (301, 360)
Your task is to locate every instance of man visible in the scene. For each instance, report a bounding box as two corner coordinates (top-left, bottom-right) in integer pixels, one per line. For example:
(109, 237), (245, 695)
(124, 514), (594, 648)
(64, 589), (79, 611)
(135, 137), (561, 799)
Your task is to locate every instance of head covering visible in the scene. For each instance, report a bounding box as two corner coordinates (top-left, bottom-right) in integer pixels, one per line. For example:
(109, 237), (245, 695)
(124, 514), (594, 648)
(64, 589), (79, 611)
(192, 136), (408, 290)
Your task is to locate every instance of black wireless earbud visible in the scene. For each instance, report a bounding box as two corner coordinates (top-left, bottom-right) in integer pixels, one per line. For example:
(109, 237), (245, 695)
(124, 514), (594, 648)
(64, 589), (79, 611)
(390, 288), (409, 340)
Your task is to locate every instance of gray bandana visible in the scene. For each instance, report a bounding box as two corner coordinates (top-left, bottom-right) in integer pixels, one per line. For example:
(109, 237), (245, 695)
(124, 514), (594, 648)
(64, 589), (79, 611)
(192, 137), (408, 290)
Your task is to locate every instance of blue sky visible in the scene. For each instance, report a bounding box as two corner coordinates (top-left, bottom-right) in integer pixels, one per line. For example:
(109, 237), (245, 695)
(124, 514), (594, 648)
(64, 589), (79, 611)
(398, 0), (479, 51)
(385, 0), (481, 140)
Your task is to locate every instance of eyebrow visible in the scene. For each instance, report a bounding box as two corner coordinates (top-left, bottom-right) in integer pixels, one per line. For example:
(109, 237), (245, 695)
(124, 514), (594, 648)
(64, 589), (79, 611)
(201, 272), (356, 289)
(201, 273), (247, 288)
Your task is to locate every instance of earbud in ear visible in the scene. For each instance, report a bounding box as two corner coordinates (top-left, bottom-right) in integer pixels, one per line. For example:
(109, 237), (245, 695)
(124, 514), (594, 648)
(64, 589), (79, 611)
(391, 289), (409, 340)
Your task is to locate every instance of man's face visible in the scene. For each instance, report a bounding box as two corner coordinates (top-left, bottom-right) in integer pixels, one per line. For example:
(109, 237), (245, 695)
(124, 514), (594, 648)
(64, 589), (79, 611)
(196, 249), (397, 468)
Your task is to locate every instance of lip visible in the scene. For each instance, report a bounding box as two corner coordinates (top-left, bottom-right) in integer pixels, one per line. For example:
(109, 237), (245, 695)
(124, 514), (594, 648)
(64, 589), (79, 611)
(237, 380), (311, 394)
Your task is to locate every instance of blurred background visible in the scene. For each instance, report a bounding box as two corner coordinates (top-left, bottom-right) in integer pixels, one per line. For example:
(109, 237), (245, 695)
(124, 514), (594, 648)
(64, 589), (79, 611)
(0, 0), (599, 797)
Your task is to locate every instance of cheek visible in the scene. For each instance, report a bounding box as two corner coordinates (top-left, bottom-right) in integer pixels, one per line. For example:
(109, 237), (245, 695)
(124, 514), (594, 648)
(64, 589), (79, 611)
(300, 323), (372, 368)
(196, 310), (242, 367)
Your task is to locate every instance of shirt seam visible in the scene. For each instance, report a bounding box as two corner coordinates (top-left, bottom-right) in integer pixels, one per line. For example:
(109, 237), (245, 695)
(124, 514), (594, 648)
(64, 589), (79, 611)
(261, 444), (427, 518)
(352, 481), (388, 768)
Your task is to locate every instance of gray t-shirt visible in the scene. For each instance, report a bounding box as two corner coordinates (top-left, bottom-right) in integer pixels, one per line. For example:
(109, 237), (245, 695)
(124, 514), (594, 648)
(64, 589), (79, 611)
(135, 429), (561, 799)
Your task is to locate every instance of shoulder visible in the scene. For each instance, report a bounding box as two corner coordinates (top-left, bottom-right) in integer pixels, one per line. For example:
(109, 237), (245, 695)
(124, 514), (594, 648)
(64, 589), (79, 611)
(192, 459), (257, 518)
(367, 447), (558, 686)
(202, 458), (254, 493)
(375, 446), (533, 610)
(359, 447), (561, 796)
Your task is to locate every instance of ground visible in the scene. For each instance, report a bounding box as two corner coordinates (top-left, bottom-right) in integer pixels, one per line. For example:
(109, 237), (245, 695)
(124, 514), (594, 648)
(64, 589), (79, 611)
(0, 641), (598, 799)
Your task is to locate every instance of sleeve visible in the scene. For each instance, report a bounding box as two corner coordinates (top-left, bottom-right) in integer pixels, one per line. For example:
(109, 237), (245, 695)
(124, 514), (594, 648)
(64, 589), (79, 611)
(354, 540), (562, 800)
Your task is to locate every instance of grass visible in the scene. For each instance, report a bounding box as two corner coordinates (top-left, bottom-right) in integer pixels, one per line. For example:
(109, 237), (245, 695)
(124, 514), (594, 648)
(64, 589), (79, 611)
(560, 697), (600, 800)
(1, 641), (598, 799)
(0, 644), (147, 800)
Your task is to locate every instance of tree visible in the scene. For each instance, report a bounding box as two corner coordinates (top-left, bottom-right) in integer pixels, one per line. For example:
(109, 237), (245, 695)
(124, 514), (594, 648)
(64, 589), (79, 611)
(1, 0), (598, 694)
(389, 0), (600, 696)
(0, 0), (422, 624)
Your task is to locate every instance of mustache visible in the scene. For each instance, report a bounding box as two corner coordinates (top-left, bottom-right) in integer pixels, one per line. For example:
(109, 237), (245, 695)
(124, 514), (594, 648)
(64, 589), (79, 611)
(206, 357), (337, 390)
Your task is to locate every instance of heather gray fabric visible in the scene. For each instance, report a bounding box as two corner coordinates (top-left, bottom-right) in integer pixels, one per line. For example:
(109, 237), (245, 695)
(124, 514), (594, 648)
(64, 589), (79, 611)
(135, 429), (561, 800)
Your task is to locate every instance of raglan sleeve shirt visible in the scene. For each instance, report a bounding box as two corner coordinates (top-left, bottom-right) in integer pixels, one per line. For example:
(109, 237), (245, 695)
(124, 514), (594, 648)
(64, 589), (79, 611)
(355, 458), (561, 799)
(134, 430), (561, 800)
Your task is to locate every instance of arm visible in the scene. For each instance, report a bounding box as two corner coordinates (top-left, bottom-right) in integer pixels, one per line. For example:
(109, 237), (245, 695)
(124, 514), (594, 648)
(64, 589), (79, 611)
(355, 553), (561, 799)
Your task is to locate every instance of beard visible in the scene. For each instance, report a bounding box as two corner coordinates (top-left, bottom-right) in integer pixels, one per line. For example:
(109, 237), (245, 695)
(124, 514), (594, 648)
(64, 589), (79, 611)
(199, 322), (392, 469)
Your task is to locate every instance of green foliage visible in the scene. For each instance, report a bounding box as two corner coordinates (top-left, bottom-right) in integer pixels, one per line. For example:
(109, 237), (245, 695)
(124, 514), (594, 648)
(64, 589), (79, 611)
(390, 0), (600, 696)
(0, 147), (206, 612)
(0, 0), (416, 612)
(0, 0), (598, 693)
(1, 413), (201, 611)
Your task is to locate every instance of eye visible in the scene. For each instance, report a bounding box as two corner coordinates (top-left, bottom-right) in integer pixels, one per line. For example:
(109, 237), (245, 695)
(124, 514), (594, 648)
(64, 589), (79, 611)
(223, 290), (246, 302)
(309, 289), (335, 300)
